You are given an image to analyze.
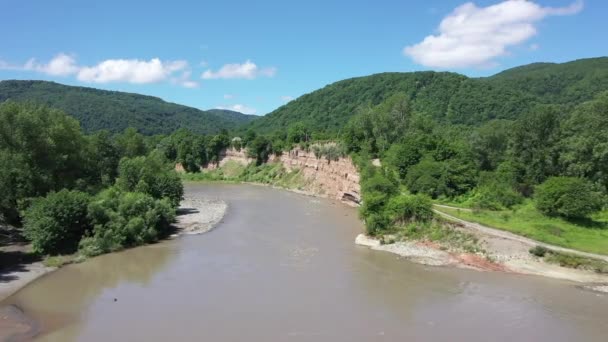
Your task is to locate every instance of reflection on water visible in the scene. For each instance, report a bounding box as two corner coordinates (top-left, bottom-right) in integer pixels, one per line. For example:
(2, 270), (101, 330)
(1, 184), (608, 341)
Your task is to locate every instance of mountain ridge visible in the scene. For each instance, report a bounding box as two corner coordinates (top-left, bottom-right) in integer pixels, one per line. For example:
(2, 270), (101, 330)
(0, 80), (257, 135)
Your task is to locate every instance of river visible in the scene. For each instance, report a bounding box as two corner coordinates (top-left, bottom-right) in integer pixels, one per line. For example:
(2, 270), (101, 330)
(2, 184), (608, 341)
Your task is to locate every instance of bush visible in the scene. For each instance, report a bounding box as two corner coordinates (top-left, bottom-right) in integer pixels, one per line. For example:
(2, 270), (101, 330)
(116, 153), (184, 207)
(535, 177), (604, 219)
(365, 212), (390, 236)
(23, 190), (91, 255)
(81, 187), (175, 256)
(470, 172), (523, 210)
(529, 245), (549, 257)
(386, 194), (434, 223)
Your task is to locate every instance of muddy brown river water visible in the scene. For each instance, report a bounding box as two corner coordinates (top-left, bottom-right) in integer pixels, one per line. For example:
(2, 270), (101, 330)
(2, 184), (608, 341)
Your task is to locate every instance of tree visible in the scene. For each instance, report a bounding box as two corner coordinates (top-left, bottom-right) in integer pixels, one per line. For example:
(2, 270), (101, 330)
(23, 190), (91, 255)
(535, 177), (604, 219)
(115, 127), (148, 158)
(247, 135), (273, 165)
(508, 106), (562, 189)
(385, 194), (434, 224)
(80, 187), (175, 256)
(287, 122), (311, 144)
(116, 152), (184, 207)
(87, 130), (120, 186)
(559, 92), (608, 192)
(0, 102), (91, 223)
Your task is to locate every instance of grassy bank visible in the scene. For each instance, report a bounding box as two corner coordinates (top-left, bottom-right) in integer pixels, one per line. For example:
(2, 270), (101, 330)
(380, 220), (484, 255)
(436, 201), (608, 255)
(181, 160), (309, 190)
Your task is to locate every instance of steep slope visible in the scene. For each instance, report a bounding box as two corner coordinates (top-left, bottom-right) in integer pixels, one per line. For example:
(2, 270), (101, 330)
(0, 80), (258, 135)
(247, 57), (608, 133)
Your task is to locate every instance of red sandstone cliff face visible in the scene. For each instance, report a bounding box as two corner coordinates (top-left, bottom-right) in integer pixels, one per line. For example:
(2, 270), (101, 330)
(179, 147), (361, 205)
(272, 149), (360, 204)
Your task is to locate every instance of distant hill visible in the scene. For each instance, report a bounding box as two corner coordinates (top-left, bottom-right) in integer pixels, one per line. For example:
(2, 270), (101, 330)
(246, 57), (608, 133)
(0, 80), (258, 135)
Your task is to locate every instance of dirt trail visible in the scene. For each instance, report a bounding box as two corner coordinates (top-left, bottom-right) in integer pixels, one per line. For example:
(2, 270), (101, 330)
(432, 206), (608, 263)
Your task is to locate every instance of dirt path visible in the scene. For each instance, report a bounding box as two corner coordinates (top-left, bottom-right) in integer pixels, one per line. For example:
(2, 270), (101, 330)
(432, 207), (608, 263)
(433, 204), (473, 212)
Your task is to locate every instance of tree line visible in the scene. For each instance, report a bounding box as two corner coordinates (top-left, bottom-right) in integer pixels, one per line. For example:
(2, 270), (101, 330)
(0, 101), (183, 257)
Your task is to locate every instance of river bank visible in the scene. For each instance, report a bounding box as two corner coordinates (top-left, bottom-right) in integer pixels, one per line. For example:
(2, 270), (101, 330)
(355, 221), (608, 293)
(0, 194), (228, 305)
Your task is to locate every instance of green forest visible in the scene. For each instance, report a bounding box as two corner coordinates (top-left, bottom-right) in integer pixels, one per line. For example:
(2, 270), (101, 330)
(0, 80), (256, 135)
(2, 57), (608, 263)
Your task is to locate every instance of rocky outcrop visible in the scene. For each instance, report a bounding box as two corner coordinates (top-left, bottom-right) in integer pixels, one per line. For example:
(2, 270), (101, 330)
(183, 147), (361, 205)
(272, 148), (361, 205)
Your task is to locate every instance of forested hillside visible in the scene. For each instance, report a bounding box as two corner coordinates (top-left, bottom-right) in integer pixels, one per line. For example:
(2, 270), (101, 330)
(246, 57), (608, 133)
(0, 80), (257, 135)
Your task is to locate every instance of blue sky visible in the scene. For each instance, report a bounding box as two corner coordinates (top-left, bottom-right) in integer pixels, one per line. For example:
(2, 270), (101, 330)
(1, 0), (606, 115)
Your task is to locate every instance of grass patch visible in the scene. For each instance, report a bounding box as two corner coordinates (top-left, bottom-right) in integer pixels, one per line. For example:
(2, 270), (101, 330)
(528, 246), (608, 274)
(391, 221), (483, 254)
(43, 253), (83, 267)
(436, 201), (608, 255)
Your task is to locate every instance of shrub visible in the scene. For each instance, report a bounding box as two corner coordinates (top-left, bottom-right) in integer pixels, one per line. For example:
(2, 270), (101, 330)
(470, 176), (523, 210)
(386, 194), (434, 224)
(116, 153), (184, 207)
(535, 177), (604, 219)
(23, 190), (91, 255)
(529, 245), (548, 257)
(365, 212), (390, 236)
(81, 187), (175, 256)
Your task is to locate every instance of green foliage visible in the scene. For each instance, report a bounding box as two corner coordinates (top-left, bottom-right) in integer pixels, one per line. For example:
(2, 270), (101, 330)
(287, 122), (311, 144)
(404, 158), (476, 199)
(529, 245), (549, 257)
(115, 127), (149, 158)
(207, 131), (230, 164)
(247, 135), (273, 165)
(0, 80), (257, 135)
(385, 194), (434, 224)
(246, 58), (608, 134)
(0, 101), (91, 223)
(80, 187), (175, 256)
(87, 130), (120, 186)
(116, 153), (184, 207)
(559, 92), (608, 191)
(399, 221), (481, 254)
(535, 177), (604, 219)
(310, 142), (346, 162)
(359, 170), (398, 235)
(470, 171), (523, 210)
(435, 203), (608, 255)
(544, 252), (608, 273)
(22, 190), (91, 255)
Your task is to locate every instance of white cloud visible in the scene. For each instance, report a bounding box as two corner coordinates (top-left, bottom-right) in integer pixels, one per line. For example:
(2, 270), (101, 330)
(1, 54), (199, 87)
(216, 104), (257, 115)
(78, 58), (188, 84)
(27, 53), (79, 76)
(223, 94), (235, 99)
(202, 60), (276, 79)
(0, 53), (80, 76)
(280, 95), (294, 102)
(404, 0), (583, 68)
(171, 70), (199, 88)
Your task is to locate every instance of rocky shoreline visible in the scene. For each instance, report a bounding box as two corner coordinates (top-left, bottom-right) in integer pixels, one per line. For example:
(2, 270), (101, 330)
(355, 233), (608, 293)
(173, 197), (228, 235)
